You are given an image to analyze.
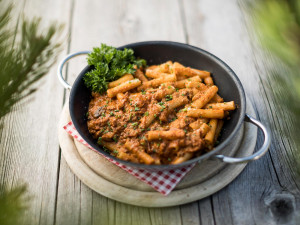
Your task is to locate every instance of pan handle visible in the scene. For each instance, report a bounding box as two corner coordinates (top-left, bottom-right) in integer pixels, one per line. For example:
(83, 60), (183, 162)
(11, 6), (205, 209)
(57, 51), (91, 90)
(215, 114), (271, 163)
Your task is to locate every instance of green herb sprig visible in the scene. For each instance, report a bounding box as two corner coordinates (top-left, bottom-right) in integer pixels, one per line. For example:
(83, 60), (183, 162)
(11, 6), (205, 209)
(84, 44), (146, 93)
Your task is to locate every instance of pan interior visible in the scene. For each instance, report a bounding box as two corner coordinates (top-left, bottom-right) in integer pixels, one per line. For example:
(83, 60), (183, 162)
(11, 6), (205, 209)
(69, 41), (245, 169)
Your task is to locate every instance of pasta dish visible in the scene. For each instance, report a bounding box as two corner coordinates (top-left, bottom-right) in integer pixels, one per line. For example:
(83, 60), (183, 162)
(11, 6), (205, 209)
(87, 61), (235, 165)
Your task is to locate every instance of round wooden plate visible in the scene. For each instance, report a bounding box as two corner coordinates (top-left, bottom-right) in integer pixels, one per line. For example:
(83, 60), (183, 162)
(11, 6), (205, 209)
(74, 124), (244, 192)
(58, 100), (257, 207)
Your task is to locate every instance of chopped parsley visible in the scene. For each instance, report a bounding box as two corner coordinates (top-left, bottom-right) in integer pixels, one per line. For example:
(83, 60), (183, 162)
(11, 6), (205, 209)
(165, 95), (173, 101)
(113, 150), (119, 155)
(84, 44), (146, 93)
(103, 147), (110, 153)
(132, 122), (138, 127)
(113, 136), (118, 142)
(144, 111), (149, 116)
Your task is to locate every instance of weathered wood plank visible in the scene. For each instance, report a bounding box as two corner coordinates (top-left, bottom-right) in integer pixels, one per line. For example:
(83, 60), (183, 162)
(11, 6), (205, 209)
(0, 0), (72, 225)
(91, 192), (116, 225)
(181, 0), (300, 224)
(180, 202), (201, 225)
(2, 0), (299, 224)
(198, 197), (215, 225)
(149, 207), (182, 225)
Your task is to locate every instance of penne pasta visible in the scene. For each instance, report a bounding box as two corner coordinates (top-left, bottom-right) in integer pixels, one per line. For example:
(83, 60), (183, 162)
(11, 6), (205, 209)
(209, 94), (224, 103)
(191, 85), (218, 108)
(173, 62), (210, 78)
(171, 153), (193, 164)
(145, 69), (170, 78)
(185, 81), (203, 88)
(174, 76), (202, 89)
(154, 85), (176, 100)
(187, 108), (224, 119)
(191, 68), (211, 79)
(108, 74), (134, 88)
(204, 119), (218, 145)
(125, 140), (155, 165)
(204, 76), (214, 86)
(199, 123), (211, 137)
(101, 141), (137, 162)
(139, 104), (163, 128)
(147, 129), (185, 141)
(137, 74), (176, 91)
(204, 101), (235, 111)
(107, 79), (141, 98)
(87, 60), (236, 165)
(116, 93), (125, 100)
(189, 118), (209, 129)
(134, 68), (148, 82)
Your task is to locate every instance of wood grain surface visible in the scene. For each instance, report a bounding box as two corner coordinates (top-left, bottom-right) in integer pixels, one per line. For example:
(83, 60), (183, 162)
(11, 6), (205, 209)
(1, 0), (299, 224)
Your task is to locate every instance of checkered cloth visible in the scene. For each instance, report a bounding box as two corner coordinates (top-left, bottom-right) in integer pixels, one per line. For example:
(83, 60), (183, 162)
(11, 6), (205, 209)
(63, 122), (196, 195)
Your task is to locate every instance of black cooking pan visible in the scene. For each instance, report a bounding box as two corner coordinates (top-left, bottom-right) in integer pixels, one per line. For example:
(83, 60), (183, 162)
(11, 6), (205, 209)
(57, 41), (271, 170)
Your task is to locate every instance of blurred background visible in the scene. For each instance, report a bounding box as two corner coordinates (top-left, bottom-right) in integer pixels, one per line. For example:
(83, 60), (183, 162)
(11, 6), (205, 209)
(1, 0), (299, 224)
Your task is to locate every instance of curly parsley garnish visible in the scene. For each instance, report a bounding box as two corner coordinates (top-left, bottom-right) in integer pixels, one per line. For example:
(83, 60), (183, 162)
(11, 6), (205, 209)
(84, 44), (146, 93)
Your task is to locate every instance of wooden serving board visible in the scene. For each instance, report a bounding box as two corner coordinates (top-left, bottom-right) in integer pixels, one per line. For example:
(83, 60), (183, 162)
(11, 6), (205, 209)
(58, 100), (257, 207)
(74, 126), (244, 191)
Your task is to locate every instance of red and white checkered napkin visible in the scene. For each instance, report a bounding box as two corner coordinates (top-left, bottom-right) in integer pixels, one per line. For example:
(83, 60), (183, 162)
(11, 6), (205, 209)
(63, 121), (196, 195)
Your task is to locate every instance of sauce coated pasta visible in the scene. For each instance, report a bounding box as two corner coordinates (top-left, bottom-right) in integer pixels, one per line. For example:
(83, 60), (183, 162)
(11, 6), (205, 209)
(87, 62), (236, 165)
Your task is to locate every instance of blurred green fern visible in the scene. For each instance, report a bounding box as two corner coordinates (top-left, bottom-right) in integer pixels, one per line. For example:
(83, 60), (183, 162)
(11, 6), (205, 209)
(0, 4), (63, 123)
(0, 185), (29, 225)
(0, 2), (63, 225)
(251, 0), (300, 173)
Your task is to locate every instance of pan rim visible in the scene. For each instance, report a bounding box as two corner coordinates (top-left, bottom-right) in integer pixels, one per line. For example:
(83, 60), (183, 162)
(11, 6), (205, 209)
(69, 41), (246, 170)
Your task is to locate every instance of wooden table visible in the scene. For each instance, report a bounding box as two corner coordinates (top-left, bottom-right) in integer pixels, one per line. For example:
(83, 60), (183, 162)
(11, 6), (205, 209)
(1, 0), (299, 224)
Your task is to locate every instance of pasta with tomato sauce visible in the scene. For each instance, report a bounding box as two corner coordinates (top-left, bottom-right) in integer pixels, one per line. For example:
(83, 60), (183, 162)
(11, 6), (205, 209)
(86, 62), (236, 165)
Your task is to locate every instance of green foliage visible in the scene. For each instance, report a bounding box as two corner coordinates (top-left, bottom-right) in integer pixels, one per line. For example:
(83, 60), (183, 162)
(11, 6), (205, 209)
(253, 0), (300, 68)
(0, 2), (63, 225)
(0, 185), (29, 225)
(0, 3), (63, 124)
(84, 43), (146, 93)
(252, 0), (300, 172)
